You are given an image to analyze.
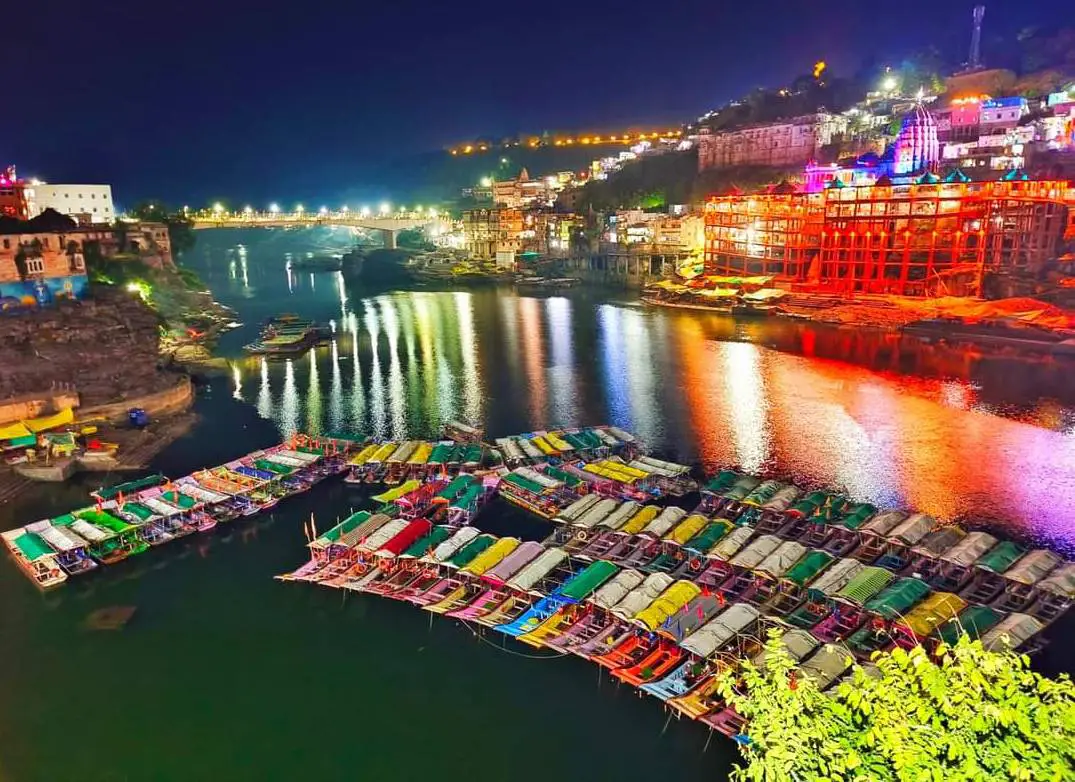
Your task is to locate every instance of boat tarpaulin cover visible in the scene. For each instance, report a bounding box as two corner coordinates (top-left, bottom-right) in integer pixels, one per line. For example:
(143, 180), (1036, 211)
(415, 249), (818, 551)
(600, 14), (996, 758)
(680, 604), (759, 658)
(427, 526), (480, 562)
(658, 595), (724, 642)
(401, 526), (452, 558)
(980, 613), (1044, 651)
(808, 558), (865, 596)
(864, 577), (931, 618)
(902, 592), (967, 638)
(940, 532), (998, 567)
(709, 526), (754, 560)
(1001, 549), (1061, 585)
(973, 541), (1025, 574)
(484, 541), (544, 583)
(611, 573), (674, 619)
(799, 644), (852, 689)
(508, 547), (568, 592)
(633, 580), (701, 631)
(559, 559), (618, 601)
(590, 568), (645, 609)
(751, 628), (819, 672)
(835, 566), (894, 605)
(784, 550), (834, 587)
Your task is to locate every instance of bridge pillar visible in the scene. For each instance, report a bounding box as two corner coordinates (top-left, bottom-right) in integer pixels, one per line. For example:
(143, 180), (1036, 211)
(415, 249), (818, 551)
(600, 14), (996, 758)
(379, 229), (397, 250)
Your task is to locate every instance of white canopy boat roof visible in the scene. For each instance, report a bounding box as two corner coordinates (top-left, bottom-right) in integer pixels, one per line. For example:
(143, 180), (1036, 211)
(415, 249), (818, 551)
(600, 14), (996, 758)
(641, 506), (686, 537)
(25, 520), (87, 552)
(980, 613), (1044, 651)
(573, 498), (619, 529)
(729, 534), (782, 570)
(507, 547), (568, 593)
(610, 572), (674, 620)
(425, 526), (480, 563)
(939, 531), (997, 567)
(680, 604), (760, 658)
(709, 526), (755, 560)
(755, 541), (808, 579)
(589, 568), (645, 610)
(808, 558), (866, 596)
(1001, 549), (1061, 585)
(599, 501), (640, 531)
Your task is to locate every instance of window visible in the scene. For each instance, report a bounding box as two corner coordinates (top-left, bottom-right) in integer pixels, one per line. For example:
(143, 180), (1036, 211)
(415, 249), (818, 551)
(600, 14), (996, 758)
(2, 239), (7, 249)
(91, 194), (96, 199)
(64, 193), (69, 198)
(25, 258), (45, 275)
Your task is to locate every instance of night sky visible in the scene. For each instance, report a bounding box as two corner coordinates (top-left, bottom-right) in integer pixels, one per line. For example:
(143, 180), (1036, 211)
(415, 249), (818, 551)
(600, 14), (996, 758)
(3, 0), (1067, 207)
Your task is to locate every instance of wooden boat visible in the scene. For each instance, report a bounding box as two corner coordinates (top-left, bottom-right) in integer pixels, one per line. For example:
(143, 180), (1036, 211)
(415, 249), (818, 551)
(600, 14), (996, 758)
(2, 528), (68, 588)
(24, 520), (97, 575)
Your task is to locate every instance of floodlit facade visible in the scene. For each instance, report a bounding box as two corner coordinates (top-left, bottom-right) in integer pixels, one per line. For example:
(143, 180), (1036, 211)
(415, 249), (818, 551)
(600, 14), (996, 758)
(697, 113), (847, 171)
(27, 184), (115, 224)
(705, 179), (1073, 296)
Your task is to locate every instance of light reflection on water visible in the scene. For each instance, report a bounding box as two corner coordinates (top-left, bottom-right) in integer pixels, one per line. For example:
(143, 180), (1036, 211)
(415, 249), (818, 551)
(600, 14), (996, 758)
(213, 240), (1074, 555)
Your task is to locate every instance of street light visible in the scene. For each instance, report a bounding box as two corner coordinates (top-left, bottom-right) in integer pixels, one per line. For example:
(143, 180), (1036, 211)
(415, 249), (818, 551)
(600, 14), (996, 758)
(340, 205), (349, 213)
(379, 202), (390, 215)
(296, 204), (304, 214)
(269, 203), (280, 214)
(243, 205), (253, 215)
(480, 177), (492, 187)
(360, 206), (371, 217)
(882, 76), (898, 92)
(415, 205), (423, 213)
(428, 208), (437, 218)
(212, 202), (224, 215)
(318, 206), (328, 215)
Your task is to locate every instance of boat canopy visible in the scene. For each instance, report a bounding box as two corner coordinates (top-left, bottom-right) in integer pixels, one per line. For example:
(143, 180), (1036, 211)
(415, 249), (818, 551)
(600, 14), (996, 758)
(681, 604), (760, 658)
(723, 475), (761, 501)
(64, 518), (113, 543)
(462, 537), (520, 576)
(25, 520), (86, 552)
(340, 513), (392, 549)
(1038, 562), (1075, 597)
(599, 501), (641, 531)
(401, 526), (452, 559)
(446, 534), (497, 569)
(784, 550), (834, 587)
(574, 498), (620, 529)
(120, 503), (157, 522)
(980, 613), (1044, 651)
(559, 559), (619, 601)
(358, 519), (410, 553)
(274, 448), (320, 464)
(161, 491), (198, 509)
(93, 473), (168, 500)
(517, 467), (562, 490)
(685, 520), (734, 553)
(934, 604), (1002, 645)
(751, 628), (819, 672)
(483, 541), (543, 584)
(348, 444), (379, 465)
(312, 511), (370, 549)
(633, 580), (702, 631)
(940, 531), (997, 567)
(710, 526), (755, 560)
(729, 534), (782, 570)
(372, 480), (421, 504)
(865, 577), (932, 618)
(836, 566), (895, 605)
(840, 503), (877, 530)
(658, 594), (724, 642)
(635, 455), (690, 476)
(809, 558), (865, 596)
(377, 519), (432, 558)
(911, 526), (966, 558)
(556, 494), (601, 523)
(901, 592), (967, 638)
(704, 470), (740, 494)
(365, 442), (398, 464)
(799, 644), (853, 689)
(604, 425), (636, 443)
(590, 568), (645, 609)
(436, 474), (476, 501)
(1002, 549), (1062, 585)
(860, 509), (909, 537)
(545, 432), (573, 452)
(756, 541), (808, 579)
(619, 506), (659, 535)
(138, 497), (183, 517)
(427, 526), (480, 562)
(611, 573), (675, 620)
(77, 510), (135, 535)
(502, 473), (548, 496)
(175, 481), (230, 504)
(426, 442), (455, 465)
(973, 540), (1024, 574)
(449, 484), (483, 510)
(507, 547), (569, 592)
(742, 480), (786, 506)
(10, 530), (55, 561)
(665, 514), (709, 545)
(761, 485), (802, 512)
(886, 513), (936, 545)
(407, 442), (433, 465)
(386, 441), (419, 463)
(642, 506), (687, 537)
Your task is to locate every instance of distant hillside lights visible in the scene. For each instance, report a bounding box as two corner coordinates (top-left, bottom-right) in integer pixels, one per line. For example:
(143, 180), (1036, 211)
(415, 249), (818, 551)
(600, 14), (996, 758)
(448, 129), (682, 155)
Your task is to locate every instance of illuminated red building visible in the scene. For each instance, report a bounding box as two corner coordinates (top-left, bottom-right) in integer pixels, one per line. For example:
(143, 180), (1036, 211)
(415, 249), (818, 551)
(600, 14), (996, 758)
(704, 178), (1075, 296)
(0, 166), (31, 219)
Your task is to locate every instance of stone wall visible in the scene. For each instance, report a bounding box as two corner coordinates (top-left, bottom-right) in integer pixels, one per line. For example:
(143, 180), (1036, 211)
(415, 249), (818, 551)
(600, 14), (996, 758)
(81, 376), (193, 422)
(0, 390), (80, 425)
(0, 286), (178, 406)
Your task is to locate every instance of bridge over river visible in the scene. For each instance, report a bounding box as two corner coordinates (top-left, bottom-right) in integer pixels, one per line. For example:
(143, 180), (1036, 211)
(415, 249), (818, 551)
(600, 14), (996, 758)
(192, 211), (447, 248)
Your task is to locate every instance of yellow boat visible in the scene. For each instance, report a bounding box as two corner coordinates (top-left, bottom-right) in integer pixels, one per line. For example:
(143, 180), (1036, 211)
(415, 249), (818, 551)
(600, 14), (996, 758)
(371, 479), (421, 504)
(664, 514), (709, 545)
(530, 436), (557, 456)
(633, 580), (701, 632)
(620, 505), (660, 535)
(425, 582), (472, 614)
(406, 442), (433, 465)
(545, 432), (573, 451)
(517, 607), (572, 648)
(348, 444), (379, 465)
(461, 538), (520, 577)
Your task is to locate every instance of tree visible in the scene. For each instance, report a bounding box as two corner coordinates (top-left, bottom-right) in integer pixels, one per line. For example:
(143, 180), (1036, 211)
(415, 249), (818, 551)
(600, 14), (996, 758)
(716, 629), (1075, 781)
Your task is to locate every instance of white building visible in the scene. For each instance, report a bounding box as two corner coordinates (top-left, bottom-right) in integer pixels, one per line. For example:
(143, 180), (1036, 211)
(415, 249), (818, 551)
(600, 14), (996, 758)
(697, 113), (847, 171)
(27, 184), (115, 224)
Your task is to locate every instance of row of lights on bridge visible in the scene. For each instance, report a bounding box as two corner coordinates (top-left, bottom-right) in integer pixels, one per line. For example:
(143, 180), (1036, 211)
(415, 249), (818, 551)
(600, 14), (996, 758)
(204, 203), (437, 217)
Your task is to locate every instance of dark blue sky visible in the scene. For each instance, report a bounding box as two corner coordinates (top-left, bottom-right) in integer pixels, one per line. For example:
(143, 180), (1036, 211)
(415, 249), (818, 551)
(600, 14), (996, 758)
(2, 0), (1065, 207)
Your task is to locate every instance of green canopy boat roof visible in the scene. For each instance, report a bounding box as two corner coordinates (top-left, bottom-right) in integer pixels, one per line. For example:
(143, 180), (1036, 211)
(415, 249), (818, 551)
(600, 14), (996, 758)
(975, 540), (1025, 574)
(427, 444), (454, 465)
(461, 444), (483, 464)
(162, 491), (198, 509)
(318, 511), (371, 544)
(449, 484), (483, 510)
(704, 470), (740, 493)
(864, 577), (931, 619)
(14, 531), (53, 561)
(122, 502), (157, 521)
(402, 526), (452, 558)
(840, 504), (877, 530)
(448, 535), (496, 568)
(836, 566), (895, 605)
(559, 560), (618, 600)
(296, 445), (324, 456)
(934, 605), (1002, 646)
(436, 474), (475, 499)
(76, 509), (136, 534)
(785, 550), (834, 587)
(544, 466), (582, 487)
(502, 473), (546, 495)
(254, 459), (294, 475)
(94, 473), (168, 500)
(684, 520), (734, 553)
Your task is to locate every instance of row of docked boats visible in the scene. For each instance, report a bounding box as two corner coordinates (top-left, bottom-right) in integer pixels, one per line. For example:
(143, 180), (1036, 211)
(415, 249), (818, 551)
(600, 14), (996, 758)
(2, 436), (358, 588)
(279, 430), (1074, 740)
(344, 440), (489, 485)
(279, 503), (1067, 735)
(242, 315), (330, 356)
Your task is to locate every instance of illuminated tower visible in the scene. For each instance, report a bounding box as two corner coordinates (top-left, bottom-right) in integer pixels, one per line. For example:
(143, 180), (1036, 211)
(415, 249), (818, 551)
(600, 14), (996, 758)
(969, 5), (985, 70)
(893, 105), (939, 175)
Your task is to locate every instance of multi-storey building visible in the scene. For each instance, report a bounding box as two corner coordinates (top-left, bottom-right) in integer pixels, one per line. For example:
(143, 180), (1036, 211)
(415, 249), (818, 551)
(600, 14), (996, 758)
(704, 178), (1073, 296)
(697, 113), (847, 171)
(26, 184), (115, 224)
(462, 207), (524, 267)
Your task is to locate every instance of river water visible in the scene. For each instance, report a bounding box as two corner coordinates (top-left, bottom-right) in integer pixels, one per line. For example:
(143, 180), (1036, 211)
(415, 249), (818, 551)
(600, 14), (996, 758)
(1, 229), (1073, 781)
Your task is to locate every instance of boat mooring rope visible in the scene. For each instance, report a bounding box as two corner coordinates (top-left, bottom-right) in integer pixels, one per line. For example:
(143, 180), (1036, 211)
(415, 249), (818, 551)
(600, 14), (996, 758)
(459, 620), (570, 660)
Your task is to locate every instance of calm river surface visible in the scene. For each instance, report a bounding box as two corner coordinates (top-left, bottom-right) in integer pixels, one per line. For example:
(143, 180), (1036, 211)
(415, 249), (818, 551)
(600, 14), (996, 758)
(1, 228), (1073, 781)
